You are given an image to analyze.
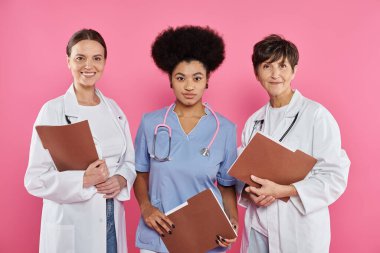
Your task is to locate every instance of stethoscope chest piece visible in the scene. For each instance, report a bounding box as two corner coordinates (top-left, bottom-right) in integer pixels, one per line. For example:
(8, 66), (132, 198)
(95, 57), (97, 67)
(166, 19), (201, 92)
(200, 147), (210, 157)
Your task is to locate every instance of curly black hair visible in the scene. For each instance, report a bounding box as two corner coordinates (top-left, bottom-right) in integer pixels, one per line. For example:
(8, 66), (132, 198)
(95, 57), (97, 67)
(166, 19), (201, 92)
(151, 25), (225, 75)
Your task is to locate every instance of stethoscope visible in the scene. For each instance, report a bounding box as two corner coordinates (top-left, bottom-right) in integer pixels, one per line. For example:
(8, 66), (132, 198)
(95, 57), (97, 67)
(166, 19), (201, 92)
(151, 103), (220, 162)
(65, 115), (72, 124)
(248, 112), (299, 143)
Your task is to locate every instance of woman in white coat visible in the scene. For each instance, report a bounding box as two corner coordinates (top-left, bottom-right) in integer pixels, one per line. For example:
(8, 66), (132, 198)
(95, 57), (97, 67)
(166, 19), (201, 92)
(238, 34), (350, 253)
(25, 29), (136, 253)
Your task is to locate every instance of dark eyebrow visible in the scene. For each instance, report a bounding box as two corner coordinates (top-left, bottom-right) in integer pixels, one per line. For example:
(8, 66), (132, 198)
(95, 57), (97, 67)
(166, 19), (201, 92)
(174, 72), (205, 76)
(73, 54), (103, 57)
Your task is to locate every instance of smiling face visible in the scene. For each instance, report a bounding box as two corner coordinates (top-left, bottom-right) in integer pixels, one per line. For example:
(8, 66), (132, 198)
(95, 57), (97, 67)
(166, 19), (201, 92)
(256, 57), (297, 104)
(67, 39), (106, 89)
(170, 60), (208, 107)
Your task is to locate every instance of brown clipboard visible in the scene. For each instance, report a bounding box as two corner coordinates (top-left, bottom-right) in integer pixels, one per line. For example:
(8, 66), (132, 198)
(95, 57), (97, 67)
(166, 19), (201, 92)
(36, 120), (99, 172)
(161, 189), (237, 253)
(228, 132), (317, 201)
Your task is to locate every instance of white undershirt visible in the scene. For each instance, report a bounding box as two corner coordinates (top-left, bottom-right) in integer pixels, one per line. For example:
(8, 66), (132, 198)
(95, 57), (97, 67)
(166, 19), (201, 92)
(267, 104), (289, 136)
(79, 101), (123, 173)
(252, 104), (289, 237)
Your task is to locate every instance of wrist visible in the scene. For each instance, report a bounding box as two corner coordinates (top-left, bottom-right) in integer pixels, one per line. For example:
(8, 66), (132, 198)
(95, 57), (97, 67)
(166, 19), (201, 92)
(230, 217), (238, 226)
(116, 175), (127, 188)
(277, 185), (297, 198)
(140, 201), (152, 212)
(83, 173), (91, 188)
(229, 217), (239, 233)
(288, 184), (298, 197)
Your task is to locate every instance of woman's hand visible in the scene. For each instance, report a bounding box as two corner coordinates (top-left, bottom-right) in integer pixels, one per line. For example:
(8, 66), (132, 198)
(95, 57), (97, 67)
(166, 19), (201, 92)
(134, 172), (174, 237)
(245, 175), (298, 206)
(244, 187), (276, 207)
(95, 175), (127, 198)
(216, 217), (239, 247)
(216, 235), (237, 248)
(83, 160), (109, 188)
(141, 203), (175, 237)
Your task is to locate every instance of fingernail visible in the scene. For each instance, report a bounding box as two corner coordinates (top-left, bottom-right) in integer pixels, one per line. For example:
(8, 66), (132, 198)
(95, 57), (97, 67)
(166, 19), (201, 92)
(172, 224), (175, 228)
(168, 230), (172, 234)
(161, 234), (165, 237)
(215, 239), (219, 244)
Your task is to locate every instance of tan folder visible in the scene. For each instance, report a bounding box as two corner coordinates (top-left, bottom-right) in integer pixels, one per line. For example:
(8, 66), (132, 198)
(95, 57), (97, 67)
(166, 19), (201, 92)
(36, 120), (99, 172)
(228, 132), (317, 201)
(161, 189), (237, 253)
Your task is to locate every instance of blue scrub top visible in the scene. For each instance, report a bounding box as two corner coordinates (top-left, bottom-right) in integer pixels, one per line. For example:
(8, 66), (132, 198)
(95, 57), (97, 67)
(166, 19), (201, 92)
(135, 104), (237, 253)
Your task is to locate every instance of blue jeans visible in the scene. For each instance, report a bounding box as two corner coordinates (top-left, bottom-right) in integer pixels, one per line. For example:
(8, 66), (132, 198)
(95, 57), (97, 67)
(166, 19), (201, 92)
(107, 199), (117, 253)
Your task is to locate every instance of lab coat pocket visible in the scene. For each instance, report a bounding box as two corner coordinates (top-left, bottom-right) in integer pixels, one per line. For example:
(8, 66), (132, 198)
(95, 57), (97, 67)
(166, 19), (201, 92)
(45, 223), (75, 253)
(284, 136), (301, 151)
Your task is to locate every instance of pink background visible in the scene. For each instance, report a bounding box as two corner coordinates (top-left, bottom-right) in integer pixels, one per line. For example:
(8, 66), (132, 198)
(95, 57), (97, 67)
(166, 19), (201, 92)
(1, 0), (379, 252)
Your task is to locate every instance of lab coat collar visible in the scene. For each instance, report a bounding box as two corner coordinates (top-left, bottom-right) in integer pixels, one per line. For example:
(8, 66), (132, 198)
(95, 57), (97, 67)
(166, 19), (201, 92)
(256, 89), (304, 121)
(63, 84), (105, 117)
(284, 89), (303, 118)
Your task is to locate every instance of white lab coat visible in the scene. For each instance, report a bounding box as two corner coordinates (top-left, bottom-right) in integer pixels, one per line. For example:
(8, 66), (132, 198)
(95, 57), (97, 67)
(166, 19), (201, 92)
(25, 85), (136, 253)
(237, 90), (350, 253)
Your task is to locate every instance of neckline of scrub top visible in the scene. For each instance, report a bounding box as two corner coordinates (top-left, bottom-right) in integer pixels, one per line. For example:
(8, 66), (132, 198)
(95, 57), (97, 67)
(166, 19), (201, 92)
(170, 103), (210, 138)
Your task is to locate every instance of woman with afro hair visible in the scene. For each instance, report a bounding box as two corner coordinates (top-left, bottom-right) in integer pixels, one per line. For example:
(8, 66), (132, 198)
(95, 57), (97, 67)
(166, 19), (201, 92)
(133, 26), (239, 253)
